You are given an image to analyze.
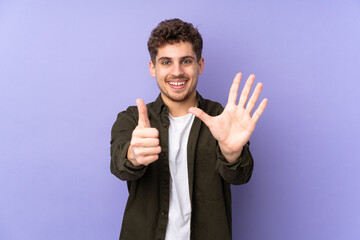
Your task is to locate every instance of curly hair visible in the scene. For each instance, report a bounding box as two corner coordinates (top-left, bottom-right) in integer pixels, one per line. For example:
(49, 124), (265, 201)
(147, 18), (203, 64)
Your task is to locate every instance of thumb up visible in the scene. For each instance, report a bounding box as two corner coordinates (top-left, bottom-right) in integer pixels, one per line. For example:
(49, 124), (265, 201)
(137, 99), (151, 128)
(127, 99), (162, 166)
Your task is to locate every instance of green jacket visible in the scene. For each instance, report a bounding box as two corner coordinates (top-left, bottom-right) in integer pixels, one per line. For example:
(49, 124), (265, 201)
(110, 93), (254, 240)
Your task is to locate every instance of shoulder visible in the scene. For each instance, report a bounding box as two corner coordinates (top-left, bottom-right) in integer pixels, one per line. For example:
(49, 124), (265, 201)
(200, 97), (224, 116)
(116, 105), (138, 122)
(111, 98), (158, 137)
(116, 98), (158, 122)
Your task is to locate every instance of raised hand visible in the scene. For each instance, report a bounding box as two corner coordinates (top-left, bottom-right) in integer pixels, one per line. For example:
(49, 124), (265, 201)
(127, 99), (162, 166)
(189, 73), (268, 163)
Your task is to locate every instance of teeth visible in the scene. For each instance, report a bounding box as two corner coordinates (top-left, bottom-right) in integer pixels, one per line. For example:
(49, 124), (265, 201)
(169, 82), (185, 86)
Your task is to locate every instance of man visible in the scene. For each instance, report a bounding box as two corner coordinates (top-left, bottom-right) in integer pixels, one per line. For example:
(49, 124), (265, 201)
(110, 18), (268, 240)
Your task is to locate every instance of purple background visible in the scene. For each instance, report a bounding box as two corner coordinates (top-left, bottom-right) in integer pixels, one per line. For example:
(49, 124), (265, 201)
(1, 0), (359, 239)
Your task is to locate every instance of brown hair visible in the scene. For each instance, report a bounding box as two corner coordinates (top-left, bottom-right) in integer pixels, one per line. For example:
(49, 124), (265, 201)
(147, 18), (203, 64)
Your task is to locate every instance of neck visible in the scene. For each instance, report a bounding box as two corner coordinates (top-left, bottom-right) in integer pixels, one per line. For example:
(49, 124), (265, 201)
(161, 92), (197, 117)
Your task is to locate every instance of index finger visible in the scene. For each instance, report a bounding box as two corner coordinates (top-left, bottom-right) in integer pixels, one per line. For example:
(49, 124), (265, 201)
(136, 98), (150, 128)
(227, 73), (242, 105)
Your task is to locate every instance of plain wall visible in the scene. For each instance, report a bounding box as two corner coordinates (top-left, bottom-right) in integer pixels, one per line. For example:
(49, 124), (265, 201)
(1, 0), (359, 239)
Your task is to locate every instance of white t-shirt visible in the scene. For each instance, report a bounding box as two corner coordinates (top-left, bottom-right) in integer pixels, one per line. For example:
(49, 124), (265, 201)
(165, 113), (195, 240)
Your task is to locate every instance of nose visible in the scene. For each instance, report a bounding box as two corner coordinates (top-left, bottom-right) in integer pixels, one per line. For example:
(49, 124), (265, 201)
(171, 62), (184, 76)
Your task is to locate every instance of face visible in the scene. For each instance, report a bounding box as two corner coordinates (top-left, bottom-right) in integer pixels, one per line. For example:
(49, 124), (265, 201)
(149, 41), (204, 103)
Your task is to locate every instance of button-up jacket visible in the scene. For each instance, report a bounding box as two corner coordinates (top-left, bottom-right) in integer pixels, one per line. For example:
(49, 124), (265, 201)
(110, 93), (254, 240)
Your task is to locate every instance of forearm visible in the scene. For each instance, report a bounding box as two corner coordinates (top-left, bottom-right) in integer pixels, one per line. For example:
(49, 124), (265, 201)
(110, 107), (147, 181)
(216, 142), (254, 185)
(110, 140), (147, 181)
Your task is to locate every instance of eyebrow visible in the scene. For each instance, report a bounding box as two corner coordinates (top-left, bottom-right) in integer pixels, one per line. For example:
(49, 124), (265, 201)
(157, 55), (196, 63)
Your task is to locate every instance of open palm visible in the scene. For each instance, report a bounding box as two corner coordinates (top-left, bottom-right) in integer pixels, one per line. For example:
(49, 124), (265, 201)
(189, 73), (268, 162)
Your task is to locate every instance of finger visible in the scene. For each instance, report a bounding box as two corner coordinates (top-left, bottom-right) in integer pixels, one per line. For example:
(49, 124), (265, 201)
(136, 98), (151, 128)
(133, 127), (159, 138)
(134, 146), (162, 156)
(252, 98), (268, 123)
(238, 74), (255, 108)
(131, 137), (160, 148)
(245, 82), (263, 114)
(227, 73), (242, 105)
(188, 107), (212, 127)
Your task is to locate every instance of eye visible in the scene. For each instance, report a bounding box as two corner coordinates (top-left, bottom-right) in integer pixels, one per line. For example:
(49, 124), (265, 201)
(182, 59), (192, 64)
(161, 61), (171, 65)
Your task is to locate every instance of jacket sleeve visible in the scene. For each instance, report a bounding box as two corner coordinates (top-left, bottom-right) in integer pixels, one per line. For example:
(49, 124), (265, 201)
(216, 141), (254, 185)
(110, 106), (147, 181)
(208, 102), (254, 185)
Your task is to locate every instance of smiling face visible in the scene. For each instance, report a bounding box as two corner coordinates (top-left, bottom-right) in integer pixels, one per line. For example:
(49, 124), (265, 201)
(149, 41), (204, 104)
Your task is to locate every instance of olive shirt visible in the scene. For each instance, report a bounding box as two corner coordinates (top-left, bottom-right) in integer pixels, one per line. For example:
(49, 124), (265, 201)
(110, 92), (254, 240)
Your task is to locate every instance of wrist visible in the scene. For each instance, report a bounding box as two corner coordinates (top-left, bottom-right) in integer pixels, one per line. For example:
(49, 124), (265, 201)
(127, 145), (141, 166)
(219, 144), (243, 163)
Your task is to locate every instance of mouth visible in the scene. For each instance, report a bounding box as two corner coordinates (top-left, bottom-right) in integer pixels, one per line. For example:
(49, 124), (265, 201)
(167, 79), (188, 89)
(169, 81), (186, 86)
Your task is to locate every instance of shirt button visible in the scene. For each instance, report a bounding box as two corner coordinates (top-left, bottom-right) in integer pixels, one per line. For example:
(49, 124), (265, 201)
(163, 123), (167, 128)
(161, 152), (167, 157)
(161, 211), (167, 216)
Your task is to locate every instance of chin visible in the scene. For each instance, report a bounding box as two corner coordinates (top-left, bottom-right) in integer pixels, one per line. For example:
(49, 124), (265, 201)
(163, 91), (187, 102)
(169, 91), (195, 102)
(169, 95), (187, 102)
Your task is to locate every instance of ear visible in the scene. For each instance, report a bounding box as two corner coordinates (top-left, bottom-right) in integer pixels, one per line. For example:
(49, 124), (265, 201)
(149, 61), (156, 78)
(198, 57), (205, 74)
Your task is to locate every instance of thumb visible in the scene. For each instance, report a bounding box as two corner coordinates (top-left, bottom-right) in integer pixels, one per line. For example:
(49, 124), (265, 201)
(188, 107), (212, 127)
(136, 98), (151, 128)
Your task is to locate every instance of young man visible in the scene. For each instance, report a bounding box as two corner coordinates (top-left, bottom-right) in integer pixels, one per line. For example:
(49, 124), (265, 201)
(110, 19), (268, 240)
